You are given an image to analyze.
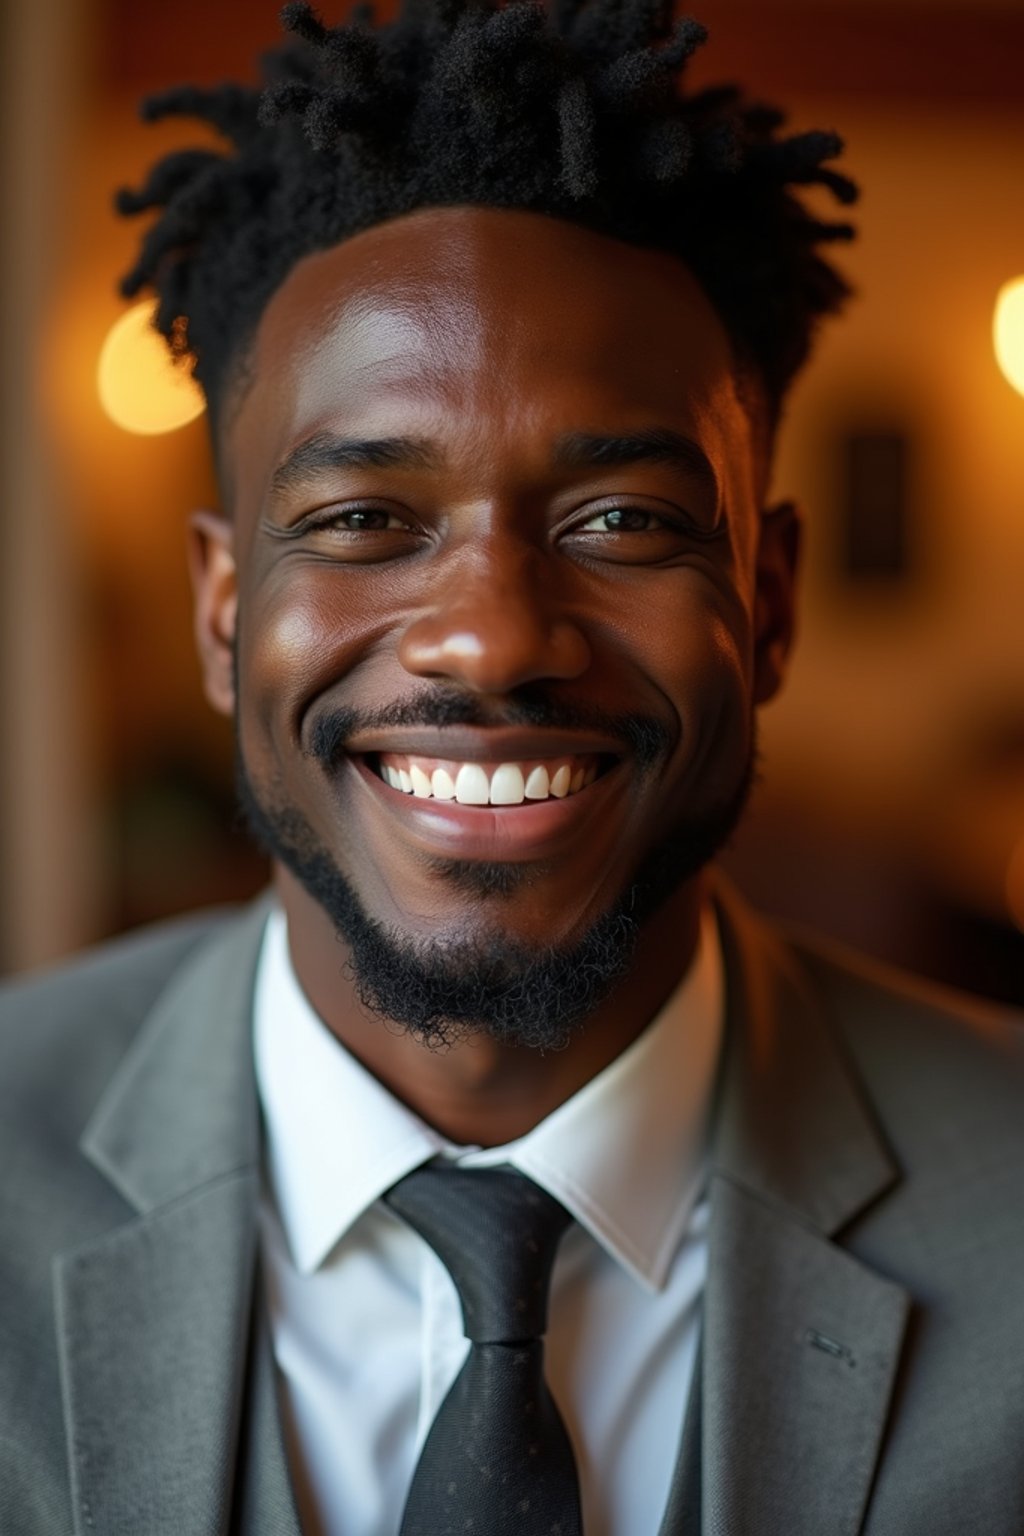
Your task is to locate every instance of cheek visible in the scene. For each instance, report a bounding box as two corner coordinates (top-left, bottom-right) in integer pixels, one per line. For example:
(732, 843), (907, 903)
(622, 571), (753, 707)
(693, 622), (758, 821)
(680, 611), (751, 747)
(636, 580), (755, 792)
(238, 566), (386, 748)
(702, 602), (754, 692)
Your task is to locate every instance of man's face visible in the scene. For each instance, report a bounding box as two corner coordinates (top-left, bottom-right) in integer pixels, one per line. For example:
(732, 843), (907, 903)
(192, 207), (796, 1039)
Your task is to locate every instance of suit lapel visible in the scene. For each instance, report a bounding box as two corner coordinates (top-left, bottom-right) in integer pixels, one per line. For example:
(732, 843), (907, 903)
(663, 884), (909, 1536)
(703, 1179), (908, 1536)
(55, 900), (299, 1536)
(55, 1170), (261, 1536)
(231, 1262), (305, 1536)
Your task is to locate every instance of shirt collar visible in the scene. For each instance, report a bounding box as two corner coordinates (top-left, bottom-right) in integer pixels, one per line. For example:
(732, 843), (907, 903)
(254, 909), (448, 1274)
(255, 904), (723, 1290)
(491, 904), (722, 1290)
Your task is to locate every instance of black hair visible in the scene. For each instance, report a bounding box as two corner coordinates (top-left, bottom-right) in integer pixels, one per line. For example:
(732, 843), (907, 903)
(117, 0), (857, 430)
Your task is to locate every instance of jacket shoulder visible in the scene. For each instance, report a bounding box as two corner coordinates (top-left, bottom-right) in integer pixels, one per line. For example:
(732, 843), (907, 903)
(790, 924), (1023, 1056)
(789, 926), (1024, 1159)
(0, 910), (239, 1137)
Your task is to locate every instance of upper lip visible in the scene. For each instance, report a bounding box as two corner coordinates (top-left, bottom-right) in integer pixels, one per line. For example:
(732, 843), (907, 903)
(340, 726), (627, 761)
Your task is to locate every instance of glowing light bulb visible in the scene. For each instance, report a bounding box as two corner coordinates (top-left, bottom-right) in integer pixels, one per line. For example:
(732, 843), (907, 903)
(993, 276), (1024, 400)
(97, 300), (205, 434)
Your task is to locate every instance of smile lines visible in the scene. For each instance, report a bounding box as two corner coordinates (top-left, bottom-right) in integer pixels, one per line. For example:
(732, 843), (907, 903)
(375, 753), (601, 805)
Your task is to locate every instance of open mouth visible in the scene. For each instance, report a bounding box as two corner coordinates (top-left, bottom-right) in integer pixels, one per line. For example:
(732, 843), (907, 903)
(370, 752), (611, 805)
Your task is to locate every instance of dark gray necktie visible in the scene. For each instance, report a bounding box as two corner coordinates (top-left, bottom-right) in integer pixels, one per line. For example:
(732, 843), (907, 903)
(384, 1163), (583, 1536)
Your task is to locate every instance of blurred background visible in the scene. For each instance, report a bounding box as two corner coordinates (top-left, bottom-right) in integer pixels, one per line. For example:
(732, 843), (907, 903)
(1, 0), (1022, 1001)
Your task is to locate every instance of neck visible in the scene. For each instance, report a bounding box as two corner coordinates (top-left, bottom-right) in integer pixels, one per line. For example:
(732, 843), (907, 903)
(276, 866), (705, 1146)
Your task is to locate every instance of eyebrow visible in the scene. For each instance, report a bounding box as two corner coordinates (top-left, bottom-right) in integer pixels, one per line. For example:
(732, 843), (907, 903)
(269, 432), (440, 496)
(268, 424), (718, 498)
(551, 428), (718, 489)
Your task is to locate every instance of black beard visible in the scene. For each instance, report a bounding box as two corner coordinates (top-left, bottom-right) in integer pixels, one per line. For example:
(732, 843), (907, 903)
(236, 701), (755, 1051)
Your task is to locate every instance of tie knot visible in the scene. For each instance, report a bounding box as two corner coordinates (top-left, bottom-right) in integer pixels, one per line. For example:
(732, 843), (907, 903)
(385, 1164), (573, 1344)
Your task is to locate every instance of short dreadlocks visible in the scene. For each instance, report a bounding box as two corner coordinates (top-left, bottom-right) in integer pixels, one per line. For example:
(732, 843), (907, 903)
(118, 0), (857, 432)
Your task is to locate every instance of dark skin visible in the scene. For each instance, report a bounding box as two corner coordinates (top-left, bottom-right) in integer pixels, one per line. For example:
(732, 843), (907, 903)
(189, 206), (799, 1146)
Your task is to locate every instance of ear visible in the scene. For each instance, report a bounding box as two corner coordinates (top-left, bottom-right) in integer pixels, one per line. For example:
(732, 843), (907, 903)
(187, 509), (237, 717)
(752, 499), (801, 706)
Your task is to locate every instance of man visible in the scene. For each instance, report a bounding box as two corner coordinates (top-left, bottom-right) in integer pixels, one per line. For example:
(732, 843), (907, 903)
(2, 2), (1022, 1532)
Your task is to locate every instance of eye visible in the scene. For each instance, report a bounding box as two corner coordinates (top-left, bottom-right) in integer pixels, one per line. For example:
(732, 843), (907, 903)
(289, 501), (422, 539)
(265, 499), (426, 564)
(328, 506), (410, 531)
(560, 497), (719, 565)
(576, 506), (665, 534)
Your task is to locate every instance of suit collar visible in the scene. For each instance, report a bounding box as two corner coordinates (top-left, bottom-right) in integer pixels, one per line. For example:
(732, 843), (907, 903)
(669, 881), (909, 1536)
(77, 879), (897, 1236)
(56, 897), (301, 1536)
(79, 897), (271, 1214)
(710, 878), (897, 1234)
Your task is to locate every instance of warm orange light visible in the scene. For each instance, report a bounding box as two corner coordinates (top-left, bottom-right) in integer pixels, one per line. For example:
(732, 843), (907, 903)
(97, 300), (205, 434)
(993, 276), (1024, 400)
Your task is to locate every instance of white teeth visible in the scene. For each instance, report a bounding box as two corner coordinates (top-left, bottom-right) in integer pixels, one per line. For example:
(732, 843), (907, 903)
(549, 764), (572, 798)
(381, 756), (599, 802)
(455, 763), (490, 805)
(431, 767), (456, 800)
(409, 764), (433, 798)
(524, 765), (550, 800)
(489, 763), (526, 805)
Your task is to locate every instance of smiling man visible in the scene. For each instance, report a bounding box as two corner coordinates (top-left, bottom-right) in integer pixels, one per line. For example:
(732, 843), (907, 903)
(3, 3), (1024, 1534)
(208, 204), (782, 1148)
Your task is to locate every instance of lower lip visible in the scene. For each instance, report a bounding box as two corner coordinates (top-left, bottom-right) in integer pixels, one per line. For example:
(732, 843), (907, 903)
(347, 754), (628, 861)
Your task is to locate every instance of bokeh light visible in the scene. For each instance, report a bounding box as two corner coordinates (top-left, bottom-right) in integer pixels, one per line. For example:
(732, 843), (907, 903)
(993, 276), (1024, 400)
(97, 300), (205, 434)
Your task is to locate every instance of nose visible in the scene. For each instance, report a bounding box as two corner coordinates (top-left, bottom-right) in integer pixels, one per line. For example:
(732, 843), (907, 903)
(397, 542), (592, 694)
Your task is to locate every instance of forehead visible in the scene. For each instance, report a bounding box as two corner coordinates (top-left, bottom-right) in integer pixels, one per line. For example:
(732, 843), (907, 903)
(224, 206), (755, 508)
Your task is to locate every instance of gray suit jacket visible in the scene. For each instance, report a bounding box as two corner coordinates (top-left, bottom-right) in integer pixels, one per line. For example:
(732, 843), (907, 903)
(2, 885), (1023, 1535)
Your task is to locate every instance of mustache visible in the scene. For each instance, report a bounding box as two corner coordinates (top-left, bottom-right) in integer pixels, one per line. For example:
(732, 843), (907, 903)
(307, 689), (671, 772)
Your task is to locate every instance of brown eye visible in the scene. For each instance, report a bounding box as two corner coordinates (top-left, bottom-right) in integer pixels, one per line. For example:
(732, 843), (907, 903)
(560, 496), (721, 566)
(335, 507), (404, 531)
(585, 506), (657, 532)
(575, 505), (669, 534)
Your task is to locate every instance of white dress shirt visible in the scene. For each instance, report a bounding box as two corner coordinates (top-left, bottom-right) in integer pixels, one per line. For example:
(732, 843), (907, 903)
(255, 904), (723, 1536)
